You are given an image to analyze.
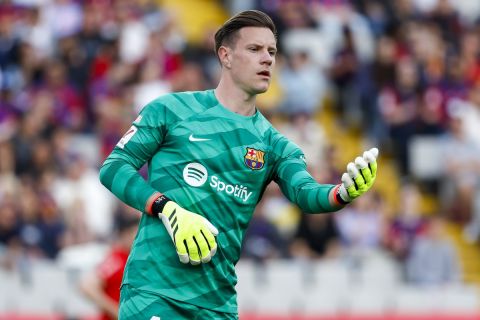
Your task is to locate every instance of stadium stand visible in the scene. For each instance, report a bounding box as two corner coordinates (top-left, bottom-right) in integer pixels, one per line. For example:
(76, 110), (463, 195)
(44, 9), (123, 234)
(1, 0), (480, 319)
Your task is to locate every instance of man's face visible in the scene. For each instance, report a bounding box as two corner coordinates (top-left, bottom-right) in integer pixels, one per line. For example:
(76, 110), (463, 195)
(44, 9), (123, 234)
(227, 27), (277, 94)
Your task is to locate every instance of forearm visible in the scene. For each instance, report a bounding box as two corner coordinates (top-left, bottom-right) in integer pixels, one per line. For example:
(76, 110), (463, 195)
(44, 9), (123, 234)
(84, 287), (118, 318)
(276, 164), (343, 213)
(276, 147), (379, 212)
(99, 157), (159, 213)
(286, 181), (341, 213)
(79, 275), (119, 319)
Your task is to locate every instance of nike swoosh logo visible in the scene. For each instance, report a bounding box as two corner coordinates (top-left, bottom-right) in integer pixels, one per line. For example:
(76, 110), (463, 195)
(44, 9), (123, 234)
(189, 134), (211, 142)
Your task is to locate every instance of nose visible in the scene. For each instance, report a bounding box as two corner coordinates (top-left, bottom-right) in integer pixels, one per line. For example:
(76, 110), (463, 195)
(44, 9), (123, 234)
(261, 50), (273, 66)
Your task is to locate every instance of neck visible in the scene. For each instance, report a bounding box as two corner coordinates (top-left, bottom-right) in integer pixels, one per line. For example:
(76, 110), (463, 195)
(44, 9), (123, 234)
(215, 78), (257, 116)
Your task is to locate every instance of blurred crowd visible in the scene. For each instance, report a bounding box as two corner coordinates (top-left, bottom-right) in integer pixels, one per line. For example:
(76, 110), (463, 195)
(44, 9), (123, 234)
(1, 0), (480, 288)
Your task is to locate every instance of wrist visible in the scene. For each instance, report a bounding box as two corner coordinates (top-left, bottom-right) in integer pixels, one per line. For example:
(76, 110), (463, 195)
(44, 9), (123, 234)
(150, 194), (172, 216)
(333, 184), (350, 206)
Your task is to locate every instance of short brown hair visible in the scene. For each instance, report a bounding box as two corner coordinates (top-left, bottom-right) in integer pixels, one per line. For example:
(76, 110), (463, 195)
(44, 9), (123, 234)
(214, 10), (277, 55)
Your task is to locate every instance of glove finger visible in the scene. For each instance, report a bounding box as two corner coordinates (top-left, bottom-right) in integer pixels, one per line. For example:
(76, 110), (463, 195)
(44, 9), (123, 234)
(178, 253), (189, 264)
(341, 172), (354, 188)
(338, 183), (351, 203)
(361, 166), (373, 186)
(356, 156), (373, 185)
(355, 156), (368, 169)
(210, 244), (217, 258)
(347, 162), (365, 190)
(201, 227), (218, 253)
(190, 259), (201, 266)
(369, 160), (377, 177)
(354, 174), (365, 189)
(369, 147), (379, 159)
(201, 251), (212, 263)
(195, 234), (211, 263)
(347, 162), (365, 188)
(342, 173), (358, 199)
(363, 150), (378, 177)
(175, 235), (187, 253)
(173, 232), (189, 264)
(347, 162), (358, 179)
(203, 218), (219, 236)
(363, 150), (375, 163)
(185, 238), (201, 265)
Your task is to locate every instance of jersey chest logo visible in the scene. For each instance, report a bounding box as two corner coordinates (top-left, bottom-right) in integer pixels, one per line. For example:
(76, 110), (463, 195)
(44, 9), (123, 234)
(244, 147), (265, 170)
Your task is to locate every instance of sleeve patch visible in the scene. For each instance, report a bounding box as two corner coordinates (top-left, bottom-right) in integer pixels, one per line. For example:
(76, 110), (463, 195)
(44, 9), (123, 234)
(117, 125), (138, 149)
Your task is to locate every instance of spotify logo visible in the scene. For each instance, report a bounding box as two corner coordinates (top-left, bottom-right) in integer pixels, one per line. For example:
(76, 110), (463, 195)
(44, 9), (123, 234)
(183, 163), (208, 187)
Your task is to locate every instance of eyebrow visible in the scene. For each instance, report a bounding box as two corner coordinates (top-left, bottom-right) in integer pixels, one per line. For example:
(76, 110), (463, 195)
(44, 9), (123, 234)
(247, 43), (277, 50)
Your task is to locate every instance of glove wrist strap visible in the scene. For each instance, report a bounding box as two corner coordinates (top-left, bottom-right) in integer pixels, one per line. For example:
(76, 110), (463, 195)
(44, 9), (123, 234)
(334, 185), (349, 205)
(151, 194), (171, 215)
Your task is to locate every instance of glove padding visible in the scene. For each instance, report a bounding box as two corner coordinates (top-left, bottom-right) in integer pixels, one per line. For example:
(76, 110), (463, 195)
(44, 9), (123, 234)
(159, 201), (218, 265)
(338, 148), (378, 203)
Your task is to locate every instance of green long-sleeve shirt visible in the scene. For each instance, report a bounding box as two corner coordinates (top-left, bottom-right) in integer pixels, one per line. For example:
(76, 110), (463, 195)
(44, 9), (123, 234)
(99, 89), (341, 313)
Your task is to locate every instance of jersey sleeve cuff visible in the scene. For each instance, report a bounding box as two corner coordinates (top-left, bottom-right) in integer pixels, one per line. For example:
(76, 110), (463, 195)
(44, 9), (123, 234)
(330, 184), (348, 208)
(145, 192), (162, 215)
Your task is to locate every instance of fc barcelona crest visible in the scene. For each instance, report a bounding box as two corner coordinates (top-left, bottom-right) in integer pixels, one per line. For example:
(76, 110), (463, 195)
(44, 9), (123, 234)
(244, 148), (265, 170)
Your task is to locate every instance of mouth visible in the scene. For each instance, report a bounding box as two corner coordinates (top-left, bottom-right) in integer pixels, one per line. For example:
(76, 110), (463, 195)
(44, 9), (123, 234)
(257, 70), (271, 78)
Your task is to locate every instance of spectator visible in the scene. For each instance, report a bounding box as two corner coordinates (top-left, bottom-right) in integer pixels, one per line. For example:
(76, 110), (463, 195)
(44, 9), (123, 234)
(133, 58), (171, 112)
(451, 84), (480, 148)
(335, 191), (386, 254)
(0, 141), (18, 199)
(17, 179), (66, 259)
(277, 111), (326, 167)
(44, 0), (83, 40)
(330, 25), (364, 128)
(242, 200), (287, 262)
(18, 6), (54, 59)
(406, 215), (461, 287)
(0, 6), (22, 91)
(377, 56), (419, 174)
(0, 202), (20, 254)
(116, 2), (150, 64)
(51, 152), (115, 241)
(440, 109), (480, 223)
(290, 213), (341, 260)
(278, 50), (328, 116)
(256, 183), (301, 245)
(79, 213), (139, 320)
(0, 1), (479, 309)
(386, 183), (427, 262)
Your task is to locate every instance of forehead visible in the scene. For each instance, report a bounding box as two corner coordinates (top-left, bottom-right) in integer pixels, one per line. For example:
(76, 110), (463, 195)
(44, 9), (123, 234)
(235, 27), (276, 48)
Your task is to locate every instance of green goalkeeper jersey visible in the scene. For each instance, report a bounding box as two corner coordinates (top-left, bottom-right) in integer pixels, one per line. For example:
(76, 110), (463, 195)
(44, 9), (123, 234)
(100, 90), (340, 313)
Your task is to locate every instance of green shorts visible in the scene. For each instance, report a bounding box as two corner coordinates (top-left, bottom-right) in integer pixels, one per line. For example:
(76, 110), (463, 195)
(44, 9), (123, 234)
(119, 285), (239, 320)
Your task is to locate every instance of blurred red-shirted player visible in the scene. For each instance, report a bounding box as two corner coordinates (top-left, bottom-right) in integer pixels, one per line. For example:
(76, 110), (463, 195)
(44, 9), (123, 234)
(80, 213), (139, 320)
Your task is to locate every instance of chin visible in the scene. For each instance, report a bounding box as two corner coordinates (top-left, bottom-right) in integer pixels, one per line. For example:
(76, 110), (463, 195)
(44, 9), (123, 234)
(256, 88), (268, 94)
(254, 84), (270, 94)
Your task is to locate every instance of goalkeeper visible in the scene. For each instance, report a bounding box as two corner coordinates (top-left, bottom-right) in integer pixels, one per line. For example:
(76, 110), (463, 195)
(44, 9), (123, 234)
(99, 9), (379, 320)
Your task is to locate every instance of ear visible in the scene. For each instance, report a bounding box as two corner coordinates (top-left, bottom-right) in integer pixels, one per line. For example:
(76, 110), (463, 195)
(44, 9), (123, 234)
(218, 46), (232, 69)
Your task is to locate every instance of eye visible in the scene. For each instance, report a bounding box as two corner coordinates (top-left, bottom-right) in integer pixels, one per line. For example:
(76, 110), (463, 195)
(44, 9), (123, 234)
(269, 50), (277, 57)
(249, 47), (258, 52)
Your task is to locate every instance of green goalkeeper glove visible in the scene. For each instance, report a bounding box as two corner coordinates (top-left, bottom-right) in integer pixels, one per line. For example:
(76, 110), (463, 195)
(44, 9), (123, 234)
(151, 195), (218, 265)
(335, 148), (379, 204)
